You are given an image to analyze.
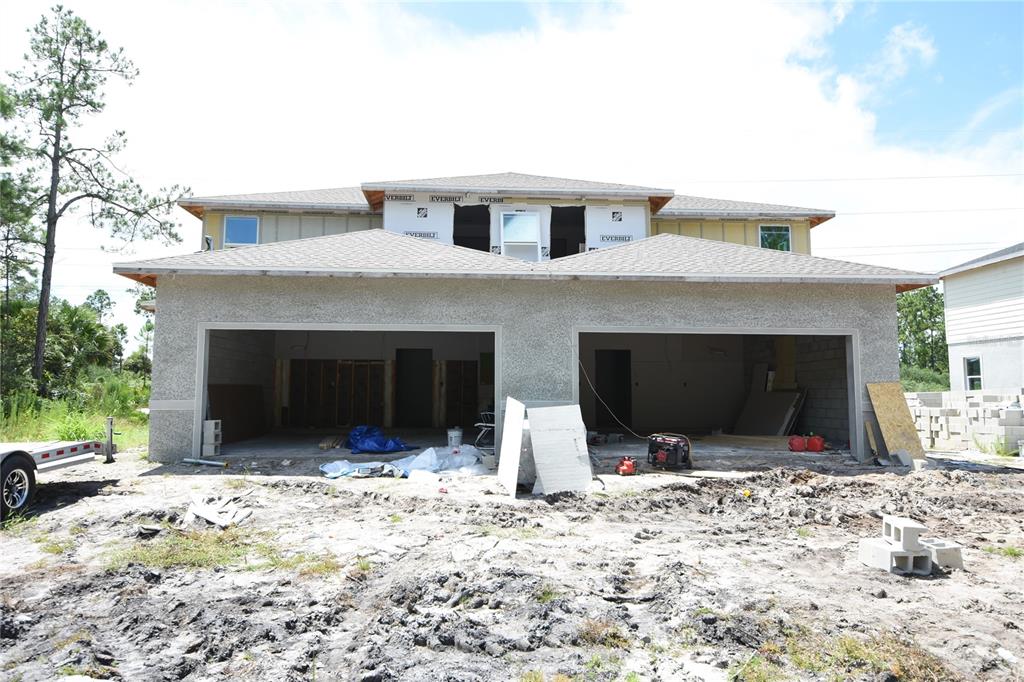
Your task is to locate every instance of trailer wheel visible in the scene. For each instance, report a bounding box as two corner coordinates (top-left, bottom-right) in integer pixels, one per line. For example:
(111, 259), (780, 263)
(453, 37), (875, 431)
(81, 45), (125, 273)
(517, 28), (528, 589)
(2, 455), (36, 519)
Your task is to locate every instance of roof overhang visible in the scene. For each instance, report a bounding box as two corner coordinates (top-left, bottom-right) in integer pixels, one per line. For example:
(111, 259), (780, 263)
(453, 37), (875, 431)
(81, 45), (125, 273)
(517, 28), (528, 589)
(655, 209), (835, 227)
(177, 199), (373, 220)
(113, 263), (935, 291)
(939, 250), (1023, 278)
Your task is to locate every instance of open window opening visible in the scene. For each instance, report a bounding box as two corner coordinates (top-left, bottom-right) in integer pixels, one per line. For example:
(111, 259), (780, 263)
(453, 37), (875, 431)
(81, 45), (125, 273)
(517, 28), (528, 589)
(549, 206), (586, 259)
(453, 204), (491, 253)
(501, 211), (541, 262)
(203, 329), (496, 456)
(578, 332), (853, 448)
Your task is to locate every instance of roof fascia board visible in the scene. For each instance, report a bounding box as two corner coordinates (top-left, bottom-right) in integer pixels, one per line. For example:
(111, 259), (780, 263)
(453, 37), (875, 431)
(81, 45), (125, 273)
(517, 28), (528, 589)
(177, 199), (374, 214)
(360, 182), (674, 199)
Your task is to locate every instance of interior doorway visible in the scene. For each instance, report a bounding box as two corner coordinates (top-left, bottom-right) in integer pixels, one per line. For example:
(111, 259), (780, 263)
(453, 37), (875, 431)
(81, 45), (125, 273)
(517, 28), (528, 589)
(550, 206), (586, 259)
(594, 349), (632, 428)
(396, 348), (433, 427)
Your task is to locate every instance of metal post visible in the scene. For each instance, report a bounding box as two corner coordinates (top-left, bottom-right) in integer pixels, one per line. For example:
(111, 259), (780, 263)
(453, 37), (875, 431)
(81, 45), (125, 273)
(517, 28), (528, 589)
(105, 416), (116, 464)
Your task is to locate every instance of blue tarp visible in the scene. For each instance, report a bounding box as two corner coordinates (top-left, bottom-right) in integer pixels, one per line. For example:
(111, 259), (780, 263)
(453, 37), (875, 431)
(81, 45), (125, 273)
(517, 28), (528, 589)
(345, 425), (417, 454)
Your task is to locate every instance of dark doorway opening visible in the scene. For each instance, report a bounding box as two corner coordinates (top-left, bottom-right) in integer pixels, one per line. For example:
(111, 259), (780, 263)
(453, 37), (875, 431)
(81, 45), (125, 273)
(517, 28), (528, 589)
(396, 348), (433, 427)
(550, 206), (586, 259)
(453, 204), (491, 252)
(445, 360), (479, 430)
(287, 359), (384, 428)
(594, 349), (632, 429)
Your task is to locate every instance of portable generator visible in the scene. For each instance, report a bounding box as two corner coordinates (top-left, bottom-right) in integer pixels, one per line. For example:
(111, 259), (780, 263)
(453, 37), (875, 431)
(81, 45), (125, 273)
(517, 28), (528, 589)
(647, 433), (692, 470)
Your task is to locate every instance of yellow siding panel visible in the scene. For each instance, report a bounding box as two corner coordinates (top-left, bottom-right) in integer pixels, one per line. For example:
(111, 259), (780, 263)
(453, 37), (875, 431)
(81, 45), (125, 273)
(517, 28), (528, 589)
(680, 221), (701, 238)
(204, 213), (224, 249)
(744, 223), (758, 246)
(702, 222), (723, 241)
(792, 222), (810, 254)
(724, 222), (745, 246)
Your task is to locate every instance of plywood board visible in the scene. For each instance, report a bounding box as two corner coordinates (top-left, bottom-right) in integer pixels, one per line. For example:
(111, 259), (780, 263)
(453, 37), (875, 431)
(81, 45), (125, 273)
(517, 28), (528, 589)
(526, 404), (592, 495)
(733, 391), (802, 436)
(496, 397), (526, 498)
(867, 382), (926, 461)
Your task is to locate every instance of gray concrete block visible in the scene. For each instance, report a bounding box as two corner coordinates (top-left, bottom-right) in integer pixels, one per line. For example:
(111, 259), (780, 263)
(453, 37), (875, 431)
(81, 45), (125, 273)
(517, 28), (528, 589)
(920, 538), (964, 570)
(859, 538), (932, 575)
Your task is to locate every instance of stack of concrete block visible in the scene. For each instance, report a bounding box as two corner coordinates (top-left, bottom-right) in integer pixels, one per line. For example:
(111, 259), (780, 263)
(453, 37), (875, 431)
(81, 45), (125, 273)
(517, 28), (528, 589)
(202, 419), (222, 457)
(858, 515), (963, 575)
(906, 389), (1024, 454)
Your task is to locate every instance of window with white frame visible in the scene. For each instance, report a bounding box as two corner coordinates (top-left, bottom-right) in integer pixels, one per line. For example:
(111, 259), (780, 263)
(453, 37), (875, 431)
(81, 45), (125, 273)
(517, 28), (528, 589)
(759, 224), (791, 251)
(500, 211), (541, 261)
(964, 357), (982, 390)
(223, 216), (259, 247)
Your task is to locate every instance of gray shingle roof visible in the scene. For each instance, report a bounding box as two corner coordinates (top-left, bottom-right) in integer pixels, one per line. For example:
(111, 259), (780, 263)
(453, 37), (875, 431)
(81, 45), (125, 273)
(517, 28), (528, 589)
(114, 229), (531, 276)
(114, 230), (933, 288)
(939, 241), (1024, 278)
(179, 187), (369, 213)
(659, 194), (833, 219)
(361, 171), (674, 197)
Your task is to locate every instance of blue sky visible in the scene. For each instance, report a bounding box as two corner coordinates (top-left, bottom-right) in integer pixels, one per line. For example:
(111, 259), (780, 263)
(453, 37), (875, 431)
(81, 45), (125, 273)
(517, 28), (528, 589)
(820, 1), (1023, 149)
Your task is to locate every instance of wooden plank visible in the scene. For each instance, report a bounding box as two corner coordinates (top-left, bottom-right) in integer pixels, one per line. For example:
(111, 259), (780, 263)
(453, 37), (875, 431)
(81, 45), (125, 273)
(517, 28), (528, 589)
(866, 382), (926, 461)
(337, 361), (353, 426)
(496, 397), (526, 498)
(368, 361), (385, 426)
(864, 419), (880, 458)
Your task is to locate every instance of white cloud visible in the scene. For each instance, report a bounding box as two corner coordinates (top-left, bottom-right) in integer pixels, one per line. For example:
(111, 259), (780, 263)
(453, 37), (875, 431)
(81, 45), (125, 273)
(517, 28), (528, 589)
(860, 21), (937, 88)
(0, 1), (1020, 345)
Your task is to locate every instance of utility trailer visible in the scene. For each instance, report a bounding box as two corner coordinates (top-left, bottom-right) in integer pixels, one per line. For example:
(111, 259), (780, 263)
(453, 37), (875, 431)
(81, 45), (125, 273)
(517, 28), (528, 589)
(1, 420), (116, 518)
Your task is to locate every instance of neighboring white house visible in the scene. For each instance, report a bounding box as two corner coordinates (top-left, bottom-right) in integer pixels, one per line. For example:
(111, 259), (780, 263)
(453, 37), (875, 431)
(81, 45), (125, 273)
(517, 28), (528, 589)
(940, 242), (1024, 391)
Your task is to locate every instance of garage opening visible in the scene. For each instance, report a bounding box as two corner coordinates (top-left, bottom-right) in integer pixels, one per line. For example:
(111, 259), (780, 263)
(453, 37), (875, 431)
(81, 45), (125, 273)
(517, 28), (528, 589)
(549, 206), (585, 259)
(579, 332), (852, 446)
(453, 204), (491, 252)
(203, 329), (496, 454)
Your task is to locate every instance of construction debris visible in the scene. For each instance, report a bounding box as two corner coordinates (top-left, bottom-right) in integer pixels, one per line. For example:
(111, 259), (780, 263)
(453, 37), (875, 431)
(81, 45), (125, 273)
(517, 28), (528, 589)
(907, 388), (1024, 453)
(319, 434), (344, 450)
(858, 514), (964, 575)
(526, 404), (593, 495)
(867, 382), (926, 461)
(180, 490), (254, 529)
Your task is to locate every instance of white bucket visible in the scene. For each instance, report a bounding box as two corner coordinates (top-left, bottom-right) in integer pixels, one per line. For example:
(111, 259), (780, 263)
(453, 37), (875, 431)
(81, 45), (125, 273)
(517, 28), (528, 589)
(447, 428), (463, 447)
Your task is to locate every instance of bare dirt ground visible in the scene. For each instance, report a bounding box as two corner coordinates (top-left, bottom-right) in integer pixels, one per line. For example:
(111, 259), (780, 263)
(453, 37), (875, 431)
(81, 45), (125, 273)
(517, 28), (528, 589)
(1, 446), (1022, 682)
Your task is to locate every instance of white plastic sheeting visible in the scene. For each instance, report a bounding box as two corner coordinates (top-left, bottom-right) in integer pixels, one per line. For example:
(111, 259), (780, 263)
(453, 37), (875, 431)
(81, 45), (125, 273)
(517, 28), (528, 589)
(320, 444), (488, 479)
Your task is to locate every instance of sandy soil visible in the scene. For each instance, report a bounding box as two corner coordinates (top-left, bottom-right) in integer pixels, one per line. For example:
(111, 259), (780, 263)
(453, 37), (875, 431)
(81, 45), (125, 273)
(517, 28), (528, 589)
(1, 447), (1022, 682)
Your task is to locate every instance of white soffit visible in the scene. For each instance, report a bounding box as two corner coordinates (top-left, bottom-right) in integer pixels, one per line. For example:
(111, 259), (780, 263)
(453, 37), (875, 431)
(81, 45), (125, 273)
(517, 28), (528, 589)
(526, 404), (593, 495)
(497, 397), (526, 498)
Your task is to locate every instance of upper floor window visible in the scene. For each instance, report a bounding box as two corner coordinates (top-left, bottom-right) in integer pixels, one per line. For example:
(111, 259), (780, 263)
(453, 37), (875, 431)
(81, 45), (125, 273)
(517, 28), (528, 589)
(759, 224), (791, 251)
(224, 216), (259, 247)
(964, 357), (982, 390)
(500, 211), (541, 262)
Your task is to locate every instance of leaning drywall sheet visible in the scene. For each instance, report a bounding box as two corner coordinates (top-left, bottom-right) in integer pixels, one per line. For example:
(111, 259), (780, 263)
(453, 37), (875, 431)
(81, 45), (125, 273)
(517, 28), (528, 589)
(526, 404), (592, 495)
(733, 391), (802, 435)
(497, 397), (526, 498)
(867, 382), (926, 461)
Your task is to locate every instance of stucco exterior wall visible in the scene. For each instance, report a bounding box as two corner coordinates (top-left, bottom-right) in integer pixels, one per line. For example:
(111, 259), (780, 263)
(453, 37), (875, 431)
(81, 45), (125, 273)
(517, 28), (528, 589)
(147, 276), (898, 462)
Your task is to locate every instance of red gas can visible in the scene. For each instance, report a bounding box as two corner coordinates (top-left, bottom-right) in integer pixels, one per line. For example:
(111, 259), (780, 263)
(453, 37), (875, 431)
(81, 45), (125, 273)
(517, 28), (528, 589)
(788, 435), (806, 452)
(806, 435), (825, 452)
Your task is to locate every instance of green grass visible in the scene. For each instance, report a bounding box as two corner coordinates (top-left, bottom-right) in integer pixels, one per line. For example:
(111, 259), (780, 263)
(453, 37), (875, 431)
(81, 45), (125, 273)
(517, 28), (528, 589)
(900, 365), (949, 393)
(388, 513), (402, 523)
(34, 534), (75, 555)
(1, 385), (149, 449)
(796, 526), (813, 538)
(782, 630), (957, 681)
(105, 528), (273, 570)
(729, 654), (784, 682)
(536, 584), (559, 604)
(984, 545), (1022, 559)
(577, 619), (630, 649)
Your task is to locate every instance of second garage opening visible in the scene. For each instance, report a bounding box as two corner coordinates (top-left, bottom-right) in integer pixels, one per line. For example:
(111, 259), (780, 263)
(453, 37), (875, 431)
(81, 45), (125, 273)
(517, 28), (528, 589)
(578, 332), (853, 447)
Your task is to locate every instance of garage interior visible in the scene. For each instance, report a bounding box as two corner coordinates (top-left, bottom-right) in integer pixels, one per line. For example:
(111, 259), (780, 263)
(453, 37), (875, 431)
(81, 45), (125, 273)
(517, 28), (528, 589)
(204, 329), (496, 451)
(578, 332), (852, 446)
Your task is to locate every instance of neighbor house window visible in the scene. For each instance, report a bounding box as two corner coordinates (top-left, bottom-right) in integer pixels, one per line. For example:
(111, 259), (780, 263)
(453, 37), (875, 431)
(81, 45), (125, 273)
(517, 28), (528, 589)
(965, 357), (982, 390)
(759, 224), (791, 251)
(223, 216), (259, 247)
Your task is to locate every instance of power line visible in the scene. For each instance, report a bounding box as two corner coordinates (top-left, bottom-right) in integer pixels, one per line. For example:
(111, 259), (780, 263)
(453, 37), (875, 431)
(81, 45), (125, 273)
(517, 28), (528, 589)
(680, 172), (1024, 184)
(815, 241), (1002, 251)
(823, 246), (999, 257)
(836, 207), (1024, 216)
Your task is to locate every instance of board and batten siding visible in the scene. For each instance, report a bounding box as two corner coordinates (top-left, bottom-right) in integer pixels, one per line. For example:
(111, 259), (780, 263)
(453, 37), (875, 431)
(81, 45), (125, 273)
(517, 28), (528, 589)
(651, 219), (811, 254)
(943, 257), (1024, 344)
(201, 211), (383, 249)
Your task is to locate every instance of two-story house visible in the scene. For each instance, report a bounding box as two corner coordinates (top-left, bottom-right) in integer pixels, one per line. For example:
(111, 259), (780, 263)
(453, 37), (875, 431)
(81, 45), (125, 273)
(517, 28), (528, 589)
(940, 242), (1024, 391)
(113, 172), (933, 462)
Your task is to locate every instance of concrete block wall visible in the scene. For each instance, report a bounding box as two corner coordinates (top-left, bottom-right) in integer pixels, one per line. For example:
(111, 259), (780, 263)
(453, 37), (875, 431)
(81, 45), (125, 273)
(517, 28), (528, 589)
(794, 335), (849, 442)
(907, 389), (1024, 454)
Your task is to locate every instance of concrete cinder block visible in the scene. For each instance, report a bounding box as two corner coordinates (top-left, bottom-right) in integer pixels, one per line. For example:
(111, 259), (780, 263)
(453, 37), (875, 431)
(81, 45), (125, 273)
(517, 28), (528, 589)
(859, 538), (932, 575)
(201, 443), (221, 458)
(920, 538), (964, 570)
(882, 515), (927, 551)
